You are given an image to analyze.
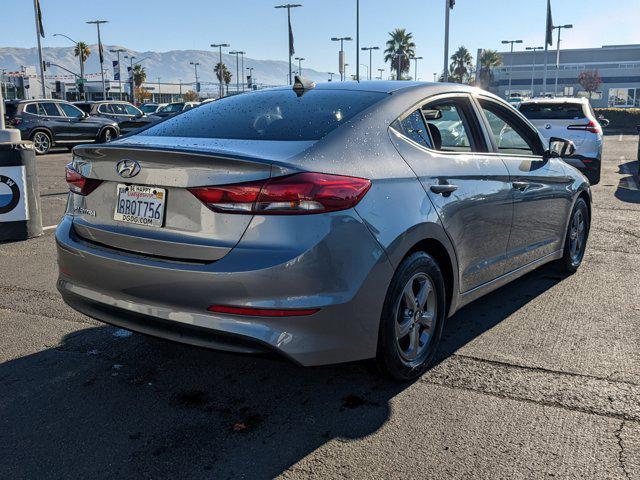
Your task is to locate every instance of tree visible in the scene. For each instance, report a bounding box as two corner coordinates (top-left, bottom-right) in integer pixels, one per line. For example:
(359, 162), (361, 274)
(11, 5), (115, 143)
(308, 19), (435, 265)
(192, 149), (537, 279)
(134, 86), (151, 103)
(383, 28), (416, 80)
(73, 41), (90, 63)
(449, 46), (474, 84)
(182, 90), (199, 101)
(223, 69), (232, 94)
(477, 49), (502, 89)
(132, 64), (147, 88)
(578, 70), (602, 101)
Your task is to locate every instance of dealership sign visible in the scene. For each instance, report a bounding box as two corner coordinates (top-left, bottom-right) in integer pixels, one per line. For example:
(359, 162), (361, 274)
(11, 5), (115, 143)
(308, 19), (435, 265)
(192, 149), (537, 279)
(0, 166), (29, 222)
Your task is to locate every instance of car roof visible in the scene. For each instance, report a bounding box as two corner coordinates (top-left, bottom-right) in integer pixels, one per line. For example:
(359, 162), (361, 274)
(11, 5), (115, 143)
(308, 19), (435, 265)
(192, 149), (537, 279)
(520, 97), (586, 105)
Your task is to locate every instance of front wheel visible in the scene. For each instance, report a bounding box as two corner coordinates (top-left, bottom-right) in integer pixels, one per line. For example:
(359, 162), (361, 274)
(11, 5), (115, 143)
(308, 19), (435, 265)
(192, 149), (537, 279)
(100, 128), (116, 143)
(558, 197), (589, 273)
(377, 252), (446, 381)
(31, 131), (52, 155)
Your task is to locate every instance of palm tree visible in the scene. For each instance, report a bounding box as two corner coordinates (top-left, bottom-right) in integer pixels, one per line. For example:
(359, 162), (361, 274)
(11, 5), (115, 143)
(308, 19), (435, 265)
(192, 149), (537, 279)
(132, 64), (147, 87)
(223, 69), (232, 94)
(74, 41), (90, 63)
(383, 28), (416, 80)
(215, 62), (232, 95)
(478, 49), (502, 89)
(449, 46), (474, 84)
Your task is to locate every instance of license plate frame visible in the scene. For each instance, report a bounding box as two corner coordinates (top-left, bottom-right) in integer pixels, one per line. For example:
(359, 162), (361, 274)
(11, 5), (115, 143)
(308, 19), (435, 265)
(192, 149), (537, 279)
(113, 183), (166, 228)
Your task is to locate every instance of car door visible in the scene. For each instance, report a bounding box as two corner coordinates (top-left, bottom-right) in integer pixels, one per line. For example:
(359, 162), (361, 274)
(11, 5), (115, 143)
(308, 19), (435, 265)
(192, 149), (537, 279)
(39, 102), (71, 142)
(57, 102), (94, 141)
(475, 96), (574, 270)
(390, 93), (514, 293)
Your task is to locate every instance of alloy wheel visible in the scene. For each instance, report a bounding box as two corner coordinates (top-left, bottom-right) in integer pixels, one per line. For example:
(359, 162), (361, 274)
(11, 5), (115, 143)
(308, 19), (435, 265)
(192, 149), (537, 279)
(569, 209), (586, 264)
(32, 132), (50, 154)
(394, 272), (437, 366)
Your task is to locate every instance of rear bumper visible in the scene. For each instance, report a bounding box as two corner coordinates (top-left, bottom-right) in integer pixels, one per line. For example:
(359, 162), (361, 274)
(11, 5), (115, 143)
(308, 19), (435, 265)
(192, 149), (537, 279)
(55, 213), (393, 366)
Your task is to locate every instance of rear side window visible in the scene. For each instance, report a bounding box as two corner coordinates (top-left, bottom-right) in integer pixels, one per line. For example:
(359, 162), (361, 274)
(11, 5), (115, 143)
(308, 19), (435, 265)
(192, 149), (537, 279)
(25, 103), (42, 115)
(140, 89), (388, 141)
(519, 103), (586, 120)
(399, 110), (432, 148)
(41, 103), (61, 116)
(98, 104), (113, 114)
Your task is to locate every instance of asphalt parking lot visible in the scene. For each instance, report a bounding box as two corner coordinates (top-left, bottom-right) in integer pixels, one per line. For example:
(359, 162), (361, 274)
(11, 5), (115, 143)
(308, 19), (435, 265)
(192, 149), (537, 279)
(1, 135), (639, 479)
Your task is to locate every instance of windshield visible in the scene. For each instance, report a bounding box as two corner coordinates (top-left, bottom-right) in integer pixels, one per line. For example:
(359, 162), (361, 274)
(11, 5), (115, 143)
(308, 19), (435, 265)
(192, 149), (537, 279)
(158, 103), (185, 114)
(140, 89), (388, 141)
(139, 104), (158, 113)
(519, 103), (586, 120)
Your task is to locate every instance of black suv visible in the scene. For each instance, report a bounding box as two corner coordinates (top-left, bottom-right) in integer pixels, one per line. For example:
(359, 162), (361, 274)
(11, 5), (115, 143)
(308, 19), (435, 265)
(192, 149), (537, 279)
(4, 99), (119, 155)
(74, 101), (154, 135)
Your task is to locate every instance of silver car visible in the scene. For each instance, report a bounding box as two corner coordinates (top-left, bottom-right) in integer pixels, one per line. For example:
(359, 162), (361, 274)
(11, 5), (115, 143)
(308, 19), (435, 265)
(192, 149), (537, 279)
(56, 82), (591, 380)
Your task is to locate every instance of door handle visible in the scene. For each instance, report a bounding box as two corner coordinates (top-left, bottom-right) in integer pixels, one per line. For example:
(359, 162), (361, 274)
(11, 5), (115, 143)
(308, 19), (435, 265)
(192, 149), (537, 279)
(430, 184), (459, 195)
(512, 181), (529, 191)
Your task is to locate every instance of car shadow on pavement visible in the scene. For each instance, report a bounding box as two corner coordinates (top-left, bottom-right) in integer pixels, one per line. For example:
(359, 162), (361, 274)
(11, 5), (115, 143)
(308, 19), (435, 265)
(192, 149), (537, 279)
(615, 160), (640, 203)
(0, 264), (567, 479)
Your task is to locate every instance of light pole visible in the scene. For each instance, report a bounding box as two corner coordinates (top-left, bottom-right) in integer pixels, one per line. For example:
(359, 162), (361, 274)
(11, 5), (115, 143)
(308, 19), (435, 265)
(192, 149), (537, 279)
(86, 20), (109, 100)
(53, 34), (86, 100)
(239, 52), (246, 91)
(328, 72), (335, 81)
(525, 46), (544, 97)
(433, 72), (438, 82)
(246, 67), (254, 89)
(179, 79), (182, 96)
(331, 36), (352, 81)
(211, 43), (230, 98)
(157, 77), (161, 103)
(355, 0), (360, 81)
(344, 63), (349, 80)
(553, 24), (573, 96)
(502, 39), (523, 98)
(411, 55), (423, 81)
(230, 50), (242, 94)
(378, 68), (384, 80)
(443, 0), (454, 82)
(109, 48), (126, 100)
(190, 61), (200, 94)
(361, 46), (379, 80)
(275, 4), (302, 85)
(393, 50), (407, 80)
(360, 64), (369, 80)
(295, 57), (305, 76)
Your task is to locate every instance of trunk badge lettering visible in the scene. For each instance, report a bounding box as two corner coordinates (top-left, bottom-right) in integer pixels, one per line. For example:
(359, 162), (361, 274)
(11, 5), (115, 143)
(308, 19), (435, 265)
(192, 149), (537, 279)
(116, 159), (141, 178)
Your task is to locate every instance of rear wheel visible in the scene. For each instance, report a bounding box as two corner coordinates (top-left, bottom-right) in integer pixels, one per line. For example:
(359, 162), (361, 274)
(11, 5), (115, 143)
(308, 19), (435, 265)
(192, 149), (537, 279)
(558, 197), (589, 273)
(100, 128), (116, 143)
(31, 131), (51, 155)
(377, 252), (446, 381)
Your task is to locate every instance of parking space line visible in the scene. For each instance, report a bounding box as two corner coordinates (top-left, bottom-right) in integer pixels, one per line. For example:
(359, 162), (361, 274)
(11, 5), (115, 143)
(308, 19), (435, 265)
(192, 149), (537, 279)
(43, 224), (58, 231)
(619, 133), (623, 141)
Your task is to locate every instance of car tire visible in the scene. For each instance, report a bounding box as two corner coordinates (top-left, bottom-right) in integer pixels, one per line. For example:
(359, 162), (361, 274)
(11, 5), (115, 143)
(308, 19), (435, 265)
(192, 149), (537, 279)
(558, 197), (589, 274)
(31, 131), (52, 155)
(376, 251), (446, 381)
(100, 128), (117, 143)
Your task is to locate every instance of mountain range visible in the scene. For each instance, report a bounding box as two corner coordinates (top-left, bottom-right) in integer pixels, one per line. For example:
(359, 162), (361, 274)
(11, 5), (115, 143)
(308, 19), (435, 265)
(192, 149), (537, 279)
(0, 45), (329, 90)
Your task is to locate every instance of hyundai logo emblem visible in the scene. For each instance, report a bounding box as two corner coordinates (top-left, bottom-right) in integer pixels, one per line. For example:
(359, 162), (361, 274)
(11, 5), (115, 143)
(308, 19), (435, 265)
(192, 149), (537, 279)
(115, 159), (141, 178)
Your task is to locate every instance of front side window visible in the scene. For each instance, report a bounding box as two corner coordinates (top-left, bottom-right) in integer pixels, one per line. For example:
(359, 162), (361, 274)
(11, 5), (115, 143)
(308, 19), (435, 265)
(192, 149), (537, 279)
(58, 103), (84, 118)
(124, 104), (141, 116)
(479, 101), (537, 156)
(111, 104), (128, 115)
(141, 89), (388, 141)
(139, 104), (157, 114)
(399, 110), (432, 148)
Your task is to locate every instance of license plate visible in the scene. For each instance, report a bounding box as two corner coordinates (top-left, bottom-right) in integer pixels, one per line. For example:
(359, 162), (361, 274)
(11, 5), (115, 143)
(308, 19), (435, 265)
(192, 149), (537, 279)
(113, 184), (166, 227)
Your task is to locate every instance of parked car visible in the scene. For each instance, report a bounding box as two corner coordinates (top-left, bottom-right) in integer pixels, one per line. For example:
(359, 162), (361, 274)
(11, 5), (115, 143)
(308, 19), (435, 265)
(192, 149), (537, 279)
(138, 103), (167, 115)
(519, 97), (605, 184)
(4, 99), (119, 155)
(148, 101), (200, 120)
(74, 101), (154, 135)
(56, 82), (590, 380)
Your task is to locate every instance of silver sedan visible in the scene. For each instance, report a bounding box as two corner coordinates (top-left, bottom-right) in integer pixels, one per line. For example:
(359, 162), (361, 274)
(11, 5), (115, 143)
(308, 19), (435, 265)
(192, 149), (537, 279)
(56, 81), (590, 380)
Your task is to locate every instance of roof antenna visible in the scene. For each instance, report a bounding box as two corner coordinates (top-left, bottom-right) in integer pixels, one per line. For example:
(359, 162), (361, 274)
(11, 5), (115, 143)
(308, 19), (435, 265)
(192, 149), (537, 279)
(293, 75), (315, 97)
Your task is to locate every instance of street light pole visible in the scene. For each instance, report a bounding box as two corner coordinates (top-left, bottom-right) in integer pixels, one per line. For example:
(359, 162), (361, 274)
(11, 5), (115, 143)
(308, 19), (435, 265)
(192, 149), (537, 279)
(239, 52), (246, 91)
(53, 33), (86, 100)
(190, 61), (200, 94)
(525, 46), (544, 96)
(211, 43), (230, 98)
(356, 0), (359, 81)
(378, 68), (384, 80)
(360, 64), (369, 80)
(361, 46), (379, 80)
(553, 24), (573, 96)
(502, 39), (523, 98)
(230, 51), (241, 94)
(328, 72), (335, 81)
(295, 57), (305, 76)
(275, 4), (302, 85)
(433, 72), (437, 82)
(157, 77), (161, 103)
(109, 48), (125, 100)
(412, 56), (423, 81)
(86, 20), (109, 100)
(443, 0), (454, 82)
(246, 67), (254, 89)
(331, 36), (353, 81)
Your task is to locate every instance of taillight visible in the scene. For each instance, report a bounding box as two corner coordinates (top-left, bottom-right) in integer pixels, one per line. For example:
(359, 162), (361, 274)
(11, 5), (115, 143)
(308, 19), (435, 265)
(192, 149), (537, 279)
(189, 172), (371, 215)
(65, 163), (102, 196)
(8, 117), (22, 126)
(567, 120), (601, 135)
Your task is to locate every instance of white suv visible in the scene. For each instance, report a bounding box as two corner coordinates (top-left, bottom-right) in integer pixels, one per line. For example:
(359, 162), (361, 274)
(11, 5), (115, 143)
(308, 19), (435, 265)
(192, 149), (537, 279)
(519, 97), (605, 184)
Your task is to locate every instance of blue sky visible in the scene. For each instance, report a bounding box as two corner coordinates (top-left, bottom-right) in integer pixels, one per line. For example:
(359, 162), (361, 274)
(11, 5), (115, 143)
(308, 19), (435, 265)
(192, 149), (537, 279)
(3, 0), (639, 80)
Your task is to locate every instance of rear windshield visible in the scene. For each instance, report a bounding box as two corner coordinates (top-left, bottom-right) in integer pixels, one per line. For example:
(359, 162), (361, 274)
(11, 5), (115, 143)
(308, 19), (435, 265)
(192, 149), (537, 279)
(519, 103), (585, 120)
(140, 89), (388, 141)
(4, 102), (17, 117)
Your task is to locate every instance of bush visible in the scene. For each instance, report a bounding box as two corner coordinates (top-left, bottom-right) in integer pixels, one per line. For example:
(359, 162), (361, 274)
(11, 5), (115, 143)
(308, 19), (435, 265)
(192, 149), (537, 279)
(594, 108), (640, 131)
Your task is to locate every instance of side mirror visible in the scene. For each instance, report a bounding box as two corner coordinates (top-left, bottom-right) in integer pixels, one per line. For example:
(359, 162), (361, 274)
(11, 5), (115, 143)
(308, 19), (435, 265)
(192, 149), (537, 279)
(546, 137), (576, 159)
(597, 115), (610, 128)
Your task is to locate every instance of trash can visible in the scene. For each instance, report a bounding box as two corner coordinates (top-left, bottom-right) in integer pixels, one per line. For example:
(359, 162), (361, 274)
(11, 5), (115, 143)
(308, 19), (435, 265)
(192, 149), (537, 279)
(0, 141), (43, 242)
